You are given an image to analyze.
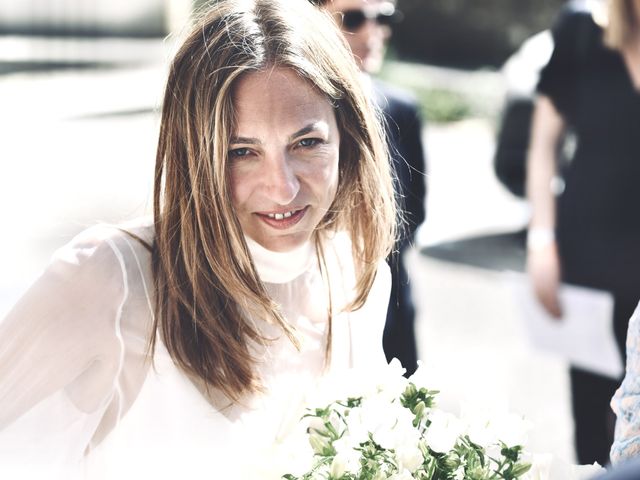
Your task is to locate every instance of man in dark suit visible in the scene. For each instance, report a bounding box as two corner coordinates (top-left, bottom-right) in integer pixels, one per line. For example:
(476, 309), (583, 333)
(314, 0), (427, 375)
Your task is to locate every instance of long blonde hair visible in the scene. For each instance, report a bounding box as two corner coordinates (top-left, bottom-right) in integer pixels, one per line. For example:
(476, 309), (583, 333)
(152, 0), (396, 402)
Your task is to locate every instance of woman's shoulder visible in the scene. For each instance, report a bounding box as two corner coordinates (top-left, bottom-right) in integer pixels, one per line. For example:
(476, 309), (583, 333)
(70, 217), (154, 247)
(46, 218), (155, 298)
(55, 218), (154, 265)
(42, 218), (157, 352)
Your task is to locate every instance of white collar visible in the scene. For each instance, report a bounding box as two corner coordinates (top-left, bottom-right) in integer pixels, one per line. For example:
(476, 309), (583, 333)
(245, 235), (316, 284)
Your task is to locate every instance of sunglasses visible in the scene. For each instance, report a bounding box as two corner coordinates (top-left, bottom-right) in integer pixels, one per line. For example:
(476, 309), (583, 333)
(339, 5), (401, 32)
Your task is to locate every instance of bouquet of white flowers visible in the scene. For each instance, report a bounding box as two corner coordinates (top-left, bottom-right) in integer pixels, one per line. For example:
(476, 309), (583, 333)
(273, 360), (604, 480)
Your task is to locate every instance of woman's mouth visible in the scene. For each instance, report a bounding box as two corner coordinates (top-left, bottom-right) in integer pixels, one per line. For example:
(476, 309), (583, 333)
(255, 206), (308, 229)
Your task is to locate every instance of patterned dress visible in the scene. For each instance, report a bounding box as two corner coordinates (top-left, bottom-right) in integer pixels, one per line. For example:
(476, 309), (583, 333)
(611, 303), (640, 464)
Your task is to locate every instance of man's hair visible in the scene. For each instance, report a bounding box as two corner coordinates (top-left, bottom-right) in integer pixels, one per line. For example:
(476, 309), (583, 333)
(152, 0), (396, 402)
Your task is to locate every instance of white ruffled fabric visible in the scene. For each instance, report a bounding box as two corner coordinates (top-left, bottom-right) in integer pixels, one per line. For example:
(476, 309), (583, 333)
(0, 219), (390, 479)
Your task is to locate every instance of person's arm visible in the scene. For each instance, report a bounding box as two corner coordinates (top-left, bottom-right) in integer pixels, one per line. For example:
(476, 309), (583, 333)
(0, 227), (127, 473)
(525, 94), (566, 318)
(611, 305), (640, 464)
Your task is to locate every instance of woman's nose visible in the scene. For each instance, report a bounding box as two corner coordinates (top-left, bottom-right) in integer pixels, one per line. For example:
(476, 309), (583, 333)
(262, 152), (300, 205)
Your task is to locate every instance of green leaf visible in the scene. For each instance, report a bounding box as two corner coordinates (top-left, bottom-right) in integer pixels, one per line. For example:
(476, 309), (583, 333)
(510, 462), (532, 477)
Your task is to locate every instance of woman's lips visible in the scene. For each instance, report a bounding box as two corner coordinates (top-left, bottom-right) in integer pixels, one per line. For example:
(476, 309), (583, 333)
(255, 206), (308, 230)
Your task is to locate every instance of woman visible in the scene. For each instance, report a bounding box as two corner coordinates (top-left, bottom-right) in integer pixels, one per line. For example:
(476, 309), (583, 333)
(526, 0), (640, 466)
(0, 0), (396, 477)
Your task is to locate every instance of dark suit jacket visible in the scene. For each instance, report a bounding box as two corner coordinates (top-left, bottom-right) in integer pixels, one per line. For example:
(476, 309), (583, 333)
(373, 79), (427, 249)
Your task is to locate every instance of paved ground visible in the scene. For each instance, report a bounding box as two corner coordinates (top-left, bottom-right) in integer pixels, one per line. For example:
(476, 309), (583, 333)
(0, 40), (576, 463)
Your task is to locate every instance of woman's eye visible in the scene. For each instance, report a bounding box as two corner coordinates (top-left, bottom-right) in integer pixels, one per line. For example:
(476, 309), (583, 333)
(298, 138), (322, 148)
(229, 147), (251, 158)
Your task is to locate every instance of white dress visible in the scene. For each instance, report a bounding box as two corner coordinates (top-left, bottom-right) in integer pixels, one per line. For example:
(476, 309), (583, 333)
(0, 219), (390, 479)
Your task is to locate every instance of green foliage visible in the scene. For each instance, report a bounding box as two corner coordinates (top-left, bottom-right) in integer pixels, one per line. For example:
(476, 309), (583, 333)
(416, 88), (472, 124)
(377, 61), (482, 124)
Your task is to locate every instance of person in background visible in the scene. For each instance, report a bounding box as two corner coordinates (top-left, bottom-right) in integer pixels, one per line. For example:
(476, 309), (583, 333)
(314, 0), (427, 376)
(611, 304), (640, 464)
(595, 456), (640, 480)
(526, 0), (640, 465)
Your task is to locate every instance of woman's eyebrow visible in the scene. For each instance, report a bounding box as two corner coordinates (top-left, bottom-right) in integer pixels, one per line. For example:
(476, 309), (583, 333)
(230, 136), (261, 144)
(289, 122), (328, 141)
(230, 122), (329, 144)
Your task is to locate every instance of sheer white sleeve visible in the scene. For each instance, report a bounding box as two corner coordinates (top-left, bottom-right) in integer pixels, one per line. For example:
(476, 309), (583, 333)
(0, 225), (154, 478)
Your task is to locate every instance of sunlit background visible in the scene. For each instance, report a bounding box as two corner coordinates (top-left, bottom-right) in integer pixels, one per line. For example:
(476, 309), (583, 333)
(0, 0), (577, 463)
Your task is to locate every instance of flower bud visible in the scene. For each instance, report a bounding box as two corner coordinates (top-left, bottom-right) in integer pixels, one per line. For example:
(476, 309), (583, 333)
(309, 434), (330, 455)
(330, 455), (346, 478)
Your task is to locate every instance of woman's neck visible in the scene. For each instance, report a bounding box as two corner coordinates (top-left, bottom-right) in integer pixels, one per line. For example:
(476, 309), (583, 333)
(245, 235), (316, 284)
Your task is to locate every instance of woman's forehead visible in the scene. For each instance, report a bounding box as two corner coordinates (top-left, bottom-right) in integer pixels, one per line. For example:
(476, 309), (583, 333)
(231, 68), (336, 136)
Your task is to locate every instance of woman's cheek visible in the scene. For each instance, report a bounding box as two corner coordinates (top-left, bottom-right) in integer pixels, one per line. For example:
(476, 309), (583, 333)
(229, 166), (249, 207)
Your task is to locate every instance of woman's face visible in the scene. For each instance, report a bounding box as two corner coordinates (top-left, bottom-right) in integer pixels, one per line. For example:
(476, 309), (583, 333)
(229, 68), (341, 253)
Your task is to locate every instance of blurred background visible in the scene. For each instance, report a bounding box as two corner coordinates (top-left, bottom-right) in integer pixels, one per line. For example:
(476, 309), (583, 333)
(0, 0), (577, 463)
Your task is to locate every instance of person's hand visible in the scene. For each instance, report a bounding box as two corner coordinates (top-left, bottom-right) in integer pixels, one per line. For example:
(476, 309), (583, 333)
(527, 241), (563, 319)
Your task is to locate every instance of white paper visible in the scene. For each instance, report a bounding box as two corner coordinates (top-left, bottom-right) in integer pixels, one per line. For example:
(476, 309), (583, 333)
(505, 272), (623, 379)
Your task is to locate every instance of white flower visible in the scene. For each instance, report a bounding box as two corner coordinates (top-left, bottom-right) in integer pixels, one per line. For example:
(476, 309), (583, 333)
(395, 444), (424, 473)
(424, 409), (464, 453)
(491, 412), (532, 447)
(407, 360), (433, 390)
(543, 456), (606, 480)
(356, 396), (419, 451)
(485, 443), (504, 462)
(308, 430), (332, 455)
(375, 359), (409, 402)
(388, 469), (415, 480)
(332, 437), (361, 475)
(251, 428), (316, 479)
(330, 454), (346, 478)
(521, 452), (552, 480)
(342, 406), (370, 446)
(461, 404), (532, 448)
(569, 462), (606, 480)
(306, 414), (326, 434)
